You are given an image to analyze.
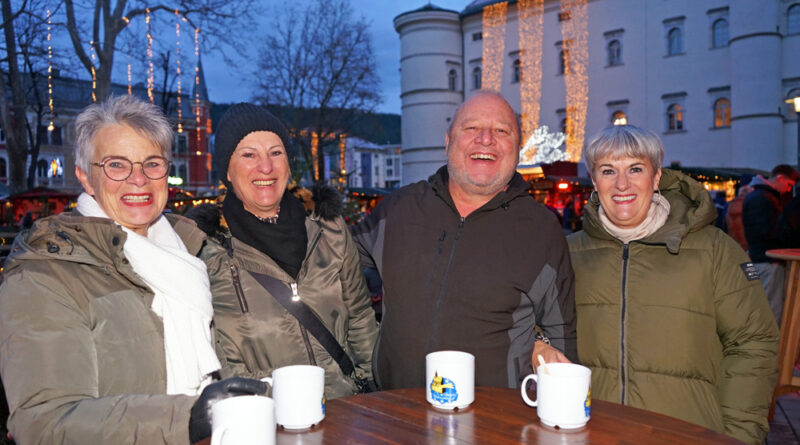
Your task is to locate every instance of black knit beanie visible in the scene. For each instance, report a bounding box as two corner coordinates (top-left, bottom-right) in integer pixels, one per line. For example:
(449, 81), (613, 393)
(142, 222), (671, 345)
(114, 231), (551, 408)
(214, 103), (294, 188)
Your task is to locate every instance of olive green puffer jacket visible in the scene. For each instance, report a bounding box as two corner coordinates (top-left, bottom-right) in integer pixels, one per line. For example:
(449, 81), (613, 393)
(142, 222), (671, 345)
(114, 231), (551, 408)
(0, 212), (209, 445)
(193, 203), (378, 399)
(568, 169), (779, 445)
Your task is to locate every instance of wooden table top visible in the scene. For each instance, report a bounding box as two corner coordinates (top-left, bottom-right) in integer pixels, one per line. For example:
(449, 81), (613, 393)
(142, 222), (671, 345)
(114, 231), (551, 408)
(276, 387), (744, 444)
(766, 248), (800, 261)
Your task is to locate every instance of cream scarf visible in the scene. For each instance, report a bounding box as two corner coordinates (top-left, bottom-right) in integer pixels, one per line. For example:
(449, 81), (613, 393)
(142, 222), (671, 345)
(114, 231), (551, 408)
(77, 193), (220, 395)
(598, 193), (671, 244)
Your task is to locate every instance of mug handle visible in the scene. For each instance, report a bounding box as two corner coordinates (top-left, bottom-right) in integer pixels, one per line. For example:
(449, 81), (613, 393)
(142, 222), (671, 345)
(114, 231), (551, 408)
(210, 427), (228, 445)
(260, 376), (273, 393)
(520, 374), (538, 407)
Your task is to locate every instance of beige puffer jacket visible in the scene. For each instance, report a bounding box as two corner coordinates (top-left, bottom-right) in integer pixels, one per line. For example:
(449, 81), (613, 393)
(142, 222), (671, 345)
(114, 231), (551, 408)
(0, 212), (211, 444)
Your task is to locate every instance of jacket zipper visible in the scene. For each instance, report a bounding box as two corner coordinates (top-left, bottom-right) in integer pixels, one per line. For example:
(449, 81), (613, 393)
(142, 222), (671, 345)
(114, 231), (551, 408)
(620, 244), (630, 404)
(230, 264), (249, 313)
(427, 217), (465, 351)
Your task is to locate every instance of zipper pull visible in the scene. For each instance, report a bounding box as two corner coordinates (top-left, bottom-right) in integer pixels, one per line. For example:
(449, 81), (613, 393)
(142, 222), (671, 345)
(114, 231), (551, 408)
(291, 283), (300, 302)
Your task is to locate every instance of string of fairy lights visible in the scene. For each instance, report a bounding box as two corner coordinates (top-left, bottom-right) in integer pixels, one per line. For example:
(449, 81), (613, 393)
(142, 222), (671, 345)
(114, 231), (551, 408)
(46, 6), (54, 132)
(559, 0), (588, 162)
(480, 2), (508, 92)
(194, 28), (202, 145)
(517, 0), (544, 152)
(479, 0), (588, 163)
(174, 10), (183, 133)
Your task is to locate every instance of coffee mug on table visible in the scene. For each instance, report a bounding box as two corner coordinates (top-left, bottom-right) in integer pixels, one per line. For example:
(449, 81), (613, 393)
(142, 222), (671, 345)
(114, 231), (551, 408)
(211, 395), (275, 445)
(262, 365), (325, 429)
(520, 362), (591, 429)
(425, 350), (475, 410)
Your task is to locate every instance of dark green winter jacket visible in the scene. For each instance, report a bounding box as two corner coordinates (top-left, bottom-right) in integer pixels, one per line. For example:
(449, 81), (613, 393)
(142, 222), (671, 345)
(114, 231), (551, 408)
(568, 169), (779, 445)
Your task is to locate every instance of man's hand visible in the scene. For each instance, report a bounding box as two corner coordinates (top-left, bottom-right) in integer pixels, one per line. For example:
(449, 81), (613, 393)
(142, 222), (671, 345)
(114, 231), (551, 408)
(189, 377), (268, 444)
(532, 341), (571, 368)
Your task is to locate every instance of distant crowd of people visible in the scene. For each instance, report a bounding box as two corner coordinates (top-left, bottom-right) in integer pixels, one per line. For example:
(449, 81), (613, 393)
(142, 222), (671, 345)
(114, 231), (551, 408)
(0, 91), (784, 445)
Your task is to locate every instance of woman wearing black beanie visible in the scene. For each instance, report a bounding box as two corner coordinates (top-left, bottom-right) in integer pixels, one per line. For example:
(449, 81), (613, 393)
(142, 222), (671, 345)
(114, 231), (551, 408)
(188, 103), (378, 399)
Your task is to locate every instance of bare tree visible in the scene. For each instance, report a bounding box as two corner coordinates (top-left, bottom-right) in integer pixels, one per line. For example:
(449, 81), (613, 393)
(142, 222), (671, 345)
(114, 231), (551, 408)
(63, 0), (256, 102)
(254, 0), (381, 181)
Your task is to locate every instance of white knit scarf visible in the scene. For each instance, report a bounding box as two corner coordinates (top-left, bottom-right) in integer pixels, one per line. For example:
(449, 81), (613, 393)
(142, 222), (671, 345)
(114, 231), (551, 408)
(77, 193), (220, 395)
(599, 193), (671, 244)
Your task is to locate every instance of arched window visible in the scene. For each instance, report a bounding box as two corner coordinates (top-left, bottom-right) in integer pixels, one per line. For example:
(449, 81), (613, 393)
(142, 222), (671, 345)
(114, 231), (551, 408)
(612, 111), (627, 126)
(668, 28), (683, 55)
(0, 157), (7, 179)
(472, 67), (481, 89)
(560, 118), (569, 135)
(789, 4), (800, 35)
(667, 103), (683, 130)
(448, 69), (457, 91)
(559, 49), (569, 74)
(714, 98), (731, 127)
(607, 40), (622, 66)
(712, 19), (728, 48)
(169, 164), (176, 177)
(512, 59), (521, 83)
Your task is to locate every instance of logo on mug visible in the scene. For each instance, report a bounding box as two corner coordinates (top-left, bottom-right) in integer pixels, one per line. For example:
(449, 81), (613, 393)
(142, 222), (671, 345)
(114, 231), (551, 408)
(584, 388), (591, 417)
(322, 392), (326, 415)
(429, 371), (458, 404)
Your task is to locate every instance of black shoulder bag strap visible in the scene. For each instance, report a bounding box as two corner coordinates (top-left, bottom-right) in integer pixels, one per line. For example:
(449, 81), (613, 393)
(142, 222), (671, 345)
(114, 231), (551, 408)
(249, 271), (356, 377)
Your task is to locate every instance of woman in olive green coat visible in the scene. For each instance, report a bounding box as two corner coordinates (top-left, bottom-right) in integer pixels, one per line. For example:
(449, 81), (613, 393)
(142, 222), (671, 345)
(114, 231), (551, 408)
(189, 103), (377, 399)
(568, 125), (779, 445)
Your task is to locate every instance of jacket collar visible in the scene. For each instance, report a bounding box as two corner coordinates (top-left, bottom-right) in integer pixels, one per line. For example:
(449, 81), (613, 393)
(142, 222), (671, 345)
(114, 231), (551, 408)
(428, 165), (532, 215)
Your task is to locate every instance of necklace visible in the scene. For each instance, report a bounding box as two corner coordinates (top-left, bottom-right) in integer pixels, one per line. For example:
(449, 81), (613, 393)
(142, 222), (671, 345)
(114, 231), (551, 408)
(254, 206), (280, 224)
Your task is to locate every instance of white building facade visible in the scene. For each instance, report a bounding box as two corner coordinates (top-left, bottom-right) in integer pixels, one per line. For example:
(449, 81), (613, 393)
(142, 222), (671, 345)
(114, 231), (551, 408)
(394, 0), (800, 185)
(324, 137), (404, 189)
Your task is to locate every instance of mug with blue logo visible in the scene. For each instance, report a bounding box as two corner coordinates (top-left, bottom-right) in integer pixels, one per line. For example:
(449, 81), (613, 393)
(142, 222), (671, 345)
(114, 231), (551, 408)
(425, 351), (475, 410)
(520, 362), (592, 429)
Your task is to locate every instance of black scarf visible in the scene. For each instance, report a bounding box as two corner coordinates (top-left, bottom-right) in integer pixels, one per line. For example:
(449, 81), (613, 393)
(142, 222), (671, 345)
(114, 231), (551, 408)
(222, 190), (308, 279)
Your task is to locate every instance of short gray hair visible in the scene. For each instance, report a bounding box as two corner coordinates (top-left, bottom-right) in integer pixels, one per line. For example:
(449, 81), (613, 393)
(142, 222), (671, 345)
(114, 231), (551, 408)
(583, 125), (664, 175)
(74, 95), (173, 172)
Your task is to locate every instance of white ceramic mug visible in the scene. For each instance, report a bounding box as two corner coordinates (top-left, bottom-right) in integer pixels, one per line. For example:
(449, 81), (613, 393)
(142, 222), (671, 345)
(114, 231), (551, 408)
(520, 362), (592, 429)
(262, 365), (325, 429)
(211, 395), (275, 445)
(425, 351), (475, 410)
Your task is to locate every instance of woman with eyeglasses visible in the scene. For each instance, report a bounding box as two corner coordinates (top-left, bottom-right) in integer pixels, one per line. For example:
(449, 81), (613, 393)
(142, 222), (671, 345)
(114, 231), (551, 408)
(0, 95), (265, 444)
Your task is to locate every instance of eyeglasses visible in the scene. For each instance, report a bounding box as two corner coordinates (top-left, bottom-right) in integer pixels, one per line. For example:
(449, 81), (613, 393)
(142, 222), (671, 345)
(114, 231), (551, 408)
(91, 156), (170, 181)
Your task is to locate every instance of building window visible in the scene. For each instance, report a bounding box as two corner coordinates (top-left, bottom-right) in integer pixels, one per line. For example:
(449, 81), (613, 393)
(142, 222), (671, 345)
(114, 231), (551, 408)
(712, 19), (728, 48)
(472, 66), (481, 89)
(560, 118), (569, 135)
(559, 49), (569, 75)
(0, 157), (6, 180)
(174, 133), (188, 154)
(178, 164), (188, 182)
(448, 69), (457, 91)
(607, 40), (622, 66)
(789, 4), (800, 35)
(713, 98), (731, 127)
(785, 88), (800, 120)
(36, 159), (48, 178)
(38, 125), (62, 145)
(472, 32), (482, 41)
(612, 111), (627, 126)
(667, 28), (683, 55)
(512, 59), (520, 83)
(667, 104), (684, 131)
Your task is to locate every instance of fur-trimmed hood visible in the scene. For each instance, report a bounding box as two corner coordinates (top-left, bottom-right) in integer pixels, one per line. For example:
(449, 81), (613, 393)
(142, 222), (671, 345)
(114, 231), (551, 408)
(186, 183), (344, 237)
